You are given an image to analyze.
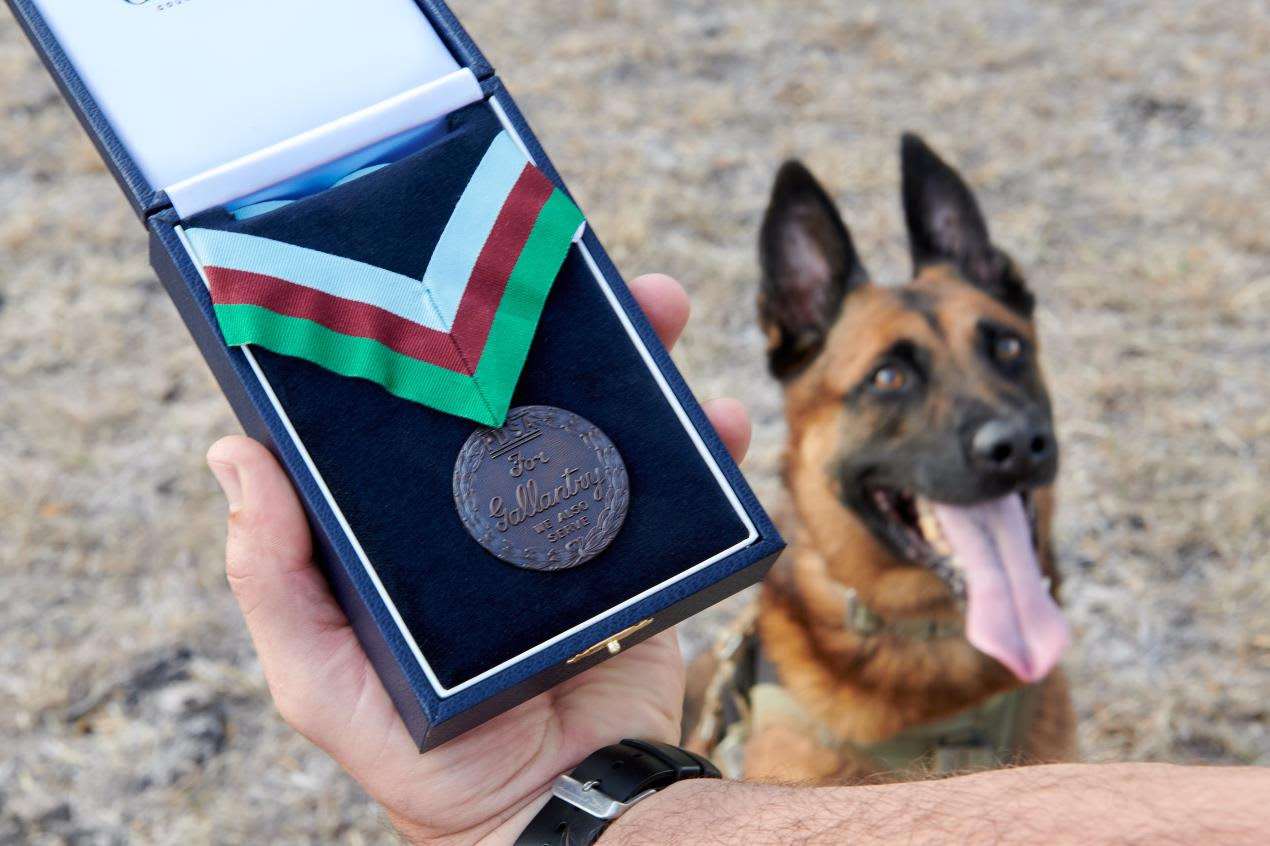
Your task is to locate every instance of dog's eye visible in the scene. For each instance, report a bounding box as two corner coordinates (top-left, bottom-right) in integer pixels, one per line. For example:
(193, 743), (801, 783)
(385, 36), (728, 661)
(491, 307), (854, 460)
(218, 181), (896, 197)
(994, 334), (1024, 364)
(871, 365), (907, 392)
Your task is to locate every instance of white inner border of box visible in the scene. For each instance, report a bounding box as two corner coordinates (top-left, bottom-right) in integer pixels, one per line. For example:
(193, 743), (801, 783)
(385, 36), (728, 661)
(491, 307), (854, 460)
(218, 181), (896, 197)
(174, 96), (759, 699)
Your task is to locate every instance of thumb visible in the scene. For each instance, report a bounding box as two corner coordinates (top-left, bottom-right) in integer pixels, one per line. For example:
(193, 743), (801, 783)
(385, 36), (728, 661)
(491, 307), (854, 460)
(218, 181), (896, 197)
(207, 435), (356, 738)
(208, 435), (313, 601)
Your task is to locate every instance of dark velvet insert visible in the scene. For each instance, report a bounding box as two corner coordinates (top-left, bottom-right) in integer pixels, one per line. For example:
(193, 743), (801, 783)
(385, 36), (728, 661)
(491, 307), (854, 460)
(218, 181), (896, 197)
(196, 101), (751, 688)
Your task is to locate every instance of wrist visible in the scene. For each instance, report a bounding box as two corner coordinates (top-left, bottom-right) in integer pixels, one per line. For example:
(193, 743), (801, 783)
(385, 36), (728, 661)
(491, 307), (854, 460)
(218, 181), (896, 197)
(388, 788), (553, 846)
(480, 791), (554, 846)
(595, 779), (708, 845)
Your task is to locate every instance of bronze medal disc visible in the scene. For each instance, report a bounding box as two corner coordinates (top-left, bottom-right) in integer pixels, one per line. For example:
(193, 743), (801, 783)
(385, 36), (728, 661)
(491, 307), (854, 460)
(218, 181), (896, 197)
(453, 406), (629, 571)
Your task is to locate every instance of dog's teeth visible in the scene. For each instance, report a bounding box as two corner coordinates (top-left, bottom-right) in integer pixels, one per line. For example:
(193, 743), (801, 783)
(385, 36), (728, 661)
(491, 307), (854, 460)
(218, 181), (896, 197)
(915, 496), (936, 525)
(915, 497), (953, 556)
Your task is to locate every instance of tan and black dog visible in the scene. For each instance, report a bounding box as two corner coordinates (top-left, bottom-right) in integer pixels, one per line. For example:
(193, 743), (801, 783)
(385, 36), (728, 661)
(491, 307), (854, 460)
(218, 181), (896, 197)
(686, 135), (1076, 783)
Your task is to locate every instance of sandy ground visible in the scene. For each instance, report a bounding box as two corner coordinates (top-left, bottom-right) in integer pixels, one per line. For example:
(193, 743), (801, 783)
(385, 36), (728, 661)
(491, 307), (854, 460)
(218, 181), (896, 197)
(2, 1), (1268, 842)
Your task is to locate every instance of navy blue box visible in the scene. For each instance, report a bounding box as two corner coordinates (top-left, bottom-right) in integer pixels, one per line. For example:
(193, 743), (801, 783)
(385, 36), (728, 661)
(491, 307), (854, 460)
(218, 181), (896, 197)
(6, 0), (783, 750)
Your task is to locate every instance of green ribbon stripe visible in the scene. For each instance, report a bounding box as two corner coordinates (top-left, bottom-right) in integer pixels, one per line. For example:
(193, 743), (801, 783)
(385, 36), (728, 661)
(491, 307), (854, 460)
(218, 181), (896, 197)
(472, 189), (585, 422)
(214, 303), (497, 423)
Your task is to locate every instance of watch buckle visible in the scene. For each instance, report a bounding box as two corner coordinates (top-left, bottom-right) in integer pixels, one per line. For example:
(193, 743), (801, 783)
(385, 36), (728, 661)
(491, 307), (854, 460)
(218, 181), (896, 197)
(551, 774), (656, 820)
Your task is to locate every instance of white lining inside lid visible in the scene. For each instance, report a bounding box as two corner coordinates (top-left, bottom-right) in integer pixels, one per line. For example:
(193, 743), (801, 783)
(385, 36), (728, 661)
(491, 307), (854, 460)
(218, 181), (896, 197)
(31, 0), (476, 216)
(172, 95), (759, 699)
(167, 69), (483, 218)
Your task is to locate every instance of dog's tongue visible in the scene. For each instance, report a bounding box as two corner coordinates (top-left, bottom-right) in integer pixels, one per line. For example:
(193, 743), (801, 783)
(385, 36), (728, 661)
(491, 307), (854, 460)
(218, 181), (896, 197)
(931, 494), (1069, 682)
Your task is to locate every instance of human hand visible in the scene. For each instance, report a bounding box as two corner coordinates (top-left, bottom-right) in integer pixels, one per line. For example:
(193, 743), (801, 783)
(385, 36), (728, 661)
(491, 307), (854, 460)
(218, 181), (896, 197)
(206, 273), (751, 846)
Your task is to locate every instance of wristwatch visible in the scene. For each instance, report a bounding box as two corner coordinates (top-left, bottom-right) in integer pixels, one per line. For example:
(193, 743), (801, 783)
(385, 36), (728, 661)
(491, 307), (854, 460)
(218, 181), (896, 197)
(514, 739), (721, 846)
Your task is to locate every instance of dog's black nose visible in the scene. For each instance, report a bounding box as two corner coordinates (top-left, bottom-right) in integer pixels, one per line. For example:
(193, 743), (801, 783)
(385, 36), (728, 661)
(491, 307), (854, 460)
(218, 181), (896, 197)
(970, 418), (1055, 482)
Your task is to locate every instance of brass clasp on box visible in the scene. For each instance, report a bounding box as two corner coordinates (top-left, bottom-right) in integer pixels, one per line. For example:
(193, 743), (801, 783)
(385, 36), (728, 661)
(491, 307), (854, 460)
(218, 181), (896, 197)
(567, 618), (654, 664)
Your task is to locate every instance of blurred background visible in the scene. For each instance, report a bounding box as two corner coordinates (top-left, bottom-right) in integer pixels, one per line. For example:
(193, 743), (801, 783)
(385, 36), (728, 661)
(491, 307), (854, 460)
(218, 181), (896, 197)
(2, 0), (1267, 842)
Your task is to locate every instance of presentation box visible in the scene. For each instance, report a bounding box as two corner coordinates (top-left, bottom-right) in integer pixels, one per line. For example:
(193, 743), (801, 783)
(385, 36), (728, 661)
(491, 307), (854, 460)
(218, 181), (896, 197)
(6, 0), (783, 749)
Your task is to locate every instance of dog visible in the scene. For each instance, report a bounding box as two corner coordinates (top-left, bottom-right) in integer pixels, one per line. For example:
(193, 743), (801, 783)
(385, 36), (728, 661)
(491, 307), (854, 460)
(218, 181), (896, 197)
(685, 134), (1076, 783)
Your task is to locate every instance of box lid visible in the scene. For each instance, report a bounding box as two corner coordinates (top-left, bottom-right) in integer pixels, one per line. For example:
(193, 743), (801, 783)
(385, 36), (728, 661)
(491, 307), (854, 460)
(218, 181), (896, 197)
(6, 0), (493, 220)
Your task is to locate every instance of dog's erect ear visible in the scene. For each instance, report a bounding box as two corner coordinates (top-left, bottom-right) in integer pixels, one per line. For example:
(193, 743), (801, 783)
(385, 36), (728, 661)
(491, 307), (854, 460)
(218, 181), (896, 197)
(759, 160), (869, 380)
(901, 133), (1033, 316)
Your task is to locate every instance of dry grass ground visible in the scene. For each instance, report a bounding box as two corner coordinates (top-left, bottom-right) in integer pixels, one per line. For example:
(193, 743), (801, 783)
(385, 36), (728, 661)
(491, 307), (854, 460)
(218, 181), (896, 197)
(2, 1), (1267, 842)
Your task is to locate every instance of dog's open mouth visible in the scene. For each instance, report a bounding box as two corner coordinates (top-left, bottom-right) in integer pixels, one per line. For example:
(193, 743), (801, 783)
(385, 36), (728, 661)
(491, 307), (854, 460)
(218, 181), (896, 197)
(864, 485), (1070, 683)
(867, 486), (1040, 596)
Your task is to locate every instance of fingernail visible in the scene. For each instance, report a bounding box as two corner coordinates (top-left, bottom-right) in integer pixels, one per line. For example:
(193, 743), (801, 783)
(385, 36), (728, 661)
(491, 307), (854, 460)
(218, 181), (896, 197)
(208, 460), (243, 514)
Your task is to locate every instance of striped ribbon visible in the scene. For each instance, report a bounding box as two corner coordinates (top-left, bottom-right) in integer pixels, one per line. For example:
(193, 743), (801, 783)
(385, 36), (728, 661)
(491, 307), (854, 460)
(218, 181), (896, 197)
(186, 131), (584, 426)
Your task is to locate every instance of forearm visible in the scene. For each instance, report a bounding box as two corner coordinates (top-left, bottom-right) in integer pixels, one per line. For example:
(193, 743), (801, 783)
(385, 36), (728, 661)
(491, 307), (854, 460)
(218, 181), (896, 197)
(601, 763), (1270, 845)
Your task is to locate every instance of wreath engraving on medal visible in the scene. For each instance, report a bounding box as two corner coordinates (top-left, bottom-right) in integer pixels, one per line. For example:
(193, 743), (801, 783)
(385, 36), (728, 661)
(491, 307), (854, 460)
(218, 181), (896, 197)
(453, 406), (629, 571)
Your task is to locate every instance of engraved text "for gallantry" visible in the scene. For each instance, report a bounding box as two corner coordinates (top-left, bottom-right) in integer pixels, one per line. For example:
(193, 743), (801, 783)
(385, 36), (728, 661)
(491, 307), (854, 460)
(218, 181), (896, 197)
(453, 406), (629, 572)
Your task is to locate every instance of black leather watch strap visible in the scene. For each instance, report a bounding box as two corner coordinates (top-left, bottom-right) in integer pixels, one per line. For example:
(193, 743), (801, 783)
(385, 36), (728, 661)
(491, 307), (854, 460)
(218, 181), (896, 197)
(514, 739), (721, 846)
